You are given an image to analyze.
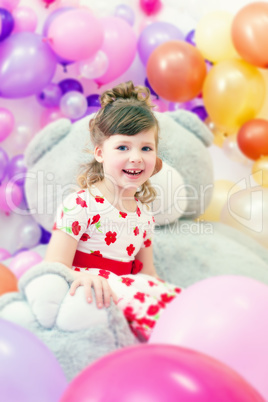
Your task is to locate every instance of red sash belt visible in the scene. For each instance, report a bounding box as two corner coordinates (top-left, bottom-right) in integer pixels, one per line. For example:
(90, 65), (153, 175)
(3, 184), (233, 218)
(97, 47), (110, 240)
(73, 250), (143, 276)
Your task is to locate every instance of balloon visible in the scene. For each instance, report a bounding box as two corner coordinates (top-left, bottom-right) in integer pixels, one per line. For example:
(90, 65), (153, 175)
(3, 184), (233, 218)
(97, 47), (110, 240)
(0, 32), (57, 98)
(114, 4), (135, 26)
(223, 134), (252, 165)
(42, 0), (57, 7)
(138, 21), (184, 65)
(144, 77), (158, 97)
(86, 94), (101, 108)
(237, 119), (268, 160)
(195, 11), (238, 63)
(58, 78), (83, 95)
(40, 107), (66, 128)
(61, 343), (264, 402)
(0, 108), (15, 142)
(78, 50), (109, 79)
(0, 148), (9, 182)
(0, 264), (18, 295)
(0, 0), (20, 11)
(140, 0), (162, 16)
(9, 124), (34, 154)
(151, 96), (167, 112)
(220, 187), (268, 249)
(150, 276), (268, 400)
(147, 40), (206, 102)
(37, 83), (62, 108)
(95, 17), (137, 86)
(0, 182), (22, 213)
(12, 6), (37, 33)
(203, 59), (265, 131)
(60, 91), (88, 120)
(9, 250), (42, 278)
(85, 106), (100, 116)
(252, 156), (268, 188)
(47, 10), (104, 61)
(0, 319), (67, 402)
(6, 155), (27, 186)
(15, 218), (42, 249)
(205, 117), (231, 147)
(185, 29), (195, 46)
(232, 2), (268, 68)
(40, 226), (52, 244)
(191, 105), (208, 121)
(0, 8), (14, 41)
(168, 97), (203, 112)
(0, 248), (11, 261)
(199, 180), (240, 222)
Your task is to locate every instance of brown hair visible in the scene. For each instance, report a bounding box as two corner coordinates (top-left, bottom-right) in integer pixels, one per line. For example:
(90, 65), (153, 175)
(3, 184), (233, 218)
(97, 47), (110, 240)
(77, 81), (160, 203)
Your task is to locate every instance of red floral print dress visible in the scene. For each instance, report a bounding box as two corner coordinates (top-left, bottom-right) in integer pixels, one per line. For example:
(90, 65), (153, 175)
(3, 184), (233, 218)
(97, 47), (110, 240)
(53, 185), (182, 341)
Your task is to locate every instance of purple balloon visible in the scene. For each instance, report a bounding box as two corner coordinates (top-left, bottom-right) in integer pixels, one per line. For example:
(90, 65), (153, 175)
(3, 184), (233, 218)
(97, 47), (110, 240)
(37, 83), (62, 108)
(138, 21), (184, 65)
(185, 29), (196, 46)
(0, 8), (14, 41)
(0, 319), (67, 402)
(6, 155), (27, 186)
(114, 4), (135, 26)
(42, 7), (74, 68)
(86, 94), (101, 107)
(40, 225), (52, 244)
(191, 105), (208, 121)
(0, 147), (9, 182)
(58, 78), (83, 95)
(144, 77), (158, 97)
(0, 32), (57, 98)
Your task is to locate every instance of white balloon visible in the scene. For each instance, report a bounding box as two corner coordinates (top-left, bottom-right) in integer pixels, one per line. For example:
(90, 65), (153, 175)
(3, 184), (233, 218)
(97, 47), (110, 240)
(60, 91), (88, 120)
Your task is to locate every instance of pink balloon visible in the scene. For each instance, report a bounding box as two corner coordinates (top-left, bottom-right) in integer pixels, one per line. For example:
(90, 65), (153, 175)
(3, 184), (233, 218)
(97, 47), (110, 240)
(12, 7), (38, 33)
(0, 248), (11, 261)
(150, 276), (268, 400)
(48, 10), (104, 61)
(40, 107), (66, 128)
(0, 182), (22, 213)
(151, 96), (167, 112)
(9, 250), (42, 278)
(95, 17), (137, 85)
(0, 0), (20, 11)
(60, 344), (264, 402)
(140, 0), (162, 16)
(0, 108), (15, 142)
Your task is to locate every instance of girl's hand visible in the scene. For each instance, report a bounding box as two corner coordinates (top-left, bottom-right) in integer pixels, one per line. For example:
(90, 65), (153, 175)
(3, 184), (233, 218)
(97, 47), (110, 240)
(69, 273), (118, 308)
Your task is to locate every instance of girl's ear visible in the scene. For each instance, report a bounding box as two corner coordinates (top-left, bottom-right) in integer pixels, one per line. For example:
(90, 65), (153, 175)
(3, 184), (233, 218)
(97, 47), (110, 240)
(94, 146), (104, 163)
(151, 156), (162, 177)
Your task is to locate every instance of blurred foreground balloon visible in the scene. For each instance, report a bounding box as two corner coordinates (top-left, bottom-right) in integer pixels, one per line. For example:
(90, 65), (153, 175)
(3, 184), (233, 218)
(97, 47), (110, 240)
(0, 32), (57, 98)
(232, 2), (268, 68)
(203, 59), (265, 131)
(60, 343), (263, 402)
(147, 40), (206, 102)
(221, 186), (268, 248)
(0, 263), (18, 295)
(150, 275), (268, 400)
(9, 250), (42, 278)
(237, 119), (268, 160)
(0, 248), (11, 261)
(0, 319), (67, 402)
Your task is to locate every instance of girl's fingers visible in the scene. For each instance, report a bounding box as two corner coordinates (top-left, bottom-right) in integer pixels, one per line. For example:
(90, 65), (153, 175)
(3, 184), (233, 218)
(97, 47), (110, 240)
(101, 280), (113, 307)
(83, 283), (93, 303)
(69, 279), (81, 296)
(111, 291), (118, 305)
(93, 279), (105, 308)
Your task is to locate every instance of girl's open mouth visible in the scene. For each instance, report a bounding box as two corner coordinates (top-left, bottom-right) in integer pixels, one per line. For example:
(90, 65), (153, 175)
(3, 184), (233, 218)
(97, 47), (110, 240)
(122, 169), (143, 177)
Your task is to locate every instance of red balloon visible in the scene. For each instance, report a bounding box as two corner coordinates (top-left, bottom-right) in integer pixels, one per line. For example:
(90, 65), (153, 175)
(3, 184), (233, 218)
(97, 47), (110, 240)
(147, 40), (206, 102)
(237, 119), (268, 160)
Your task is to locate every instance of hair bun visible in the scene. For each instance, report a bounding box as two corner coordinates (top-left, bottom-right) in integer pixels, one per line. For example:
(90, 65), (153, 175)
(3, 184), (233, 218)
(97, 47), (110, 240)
(100, 80), (153, 108)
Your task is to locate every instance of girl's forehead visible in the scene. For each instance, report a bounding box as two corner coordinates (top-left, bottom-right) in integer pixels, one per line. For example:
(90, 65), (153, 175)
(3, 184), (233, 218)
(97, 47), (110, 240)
(107, 128), (157, 145)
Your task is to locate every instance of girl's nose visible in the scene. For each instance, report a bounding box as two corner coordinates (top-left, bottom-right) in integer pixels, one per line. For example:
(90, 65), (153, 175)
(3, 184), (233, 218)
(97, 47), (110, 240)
(129, 149), (142, 163)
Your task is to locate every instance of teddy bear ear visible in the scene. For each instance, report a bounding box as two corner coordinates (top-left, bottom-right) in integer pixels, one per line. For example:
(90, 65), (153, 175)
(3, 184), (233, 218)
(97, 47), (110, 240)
(151, 156), (162, 177)
(24, 118), (72, 168)
(166, 110), (214, 147)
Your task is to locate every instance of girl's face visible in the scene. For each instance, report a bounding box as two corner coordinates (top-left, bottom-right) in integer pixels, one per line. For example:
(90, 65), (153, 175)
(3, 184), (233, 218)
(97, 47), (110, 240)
(94, 128), (157, 193)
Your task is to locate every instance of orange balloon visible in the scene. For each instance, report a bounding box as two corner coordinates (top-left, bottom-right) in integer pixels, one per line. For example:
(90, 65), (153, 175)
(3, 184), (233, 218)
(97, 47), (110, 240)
(237, 119), (268, 160)
(232, 2), (268, 68)
(0, 263), (18, 296)
(146, 40), (206, 102)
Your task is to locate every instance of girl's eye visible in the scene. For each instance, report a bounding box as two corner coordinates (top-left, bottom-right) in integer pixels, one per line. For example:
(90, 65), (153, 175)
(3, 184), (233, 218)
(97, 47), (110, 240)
(142, 146), (152, 151)
(117, 146), (128, 151)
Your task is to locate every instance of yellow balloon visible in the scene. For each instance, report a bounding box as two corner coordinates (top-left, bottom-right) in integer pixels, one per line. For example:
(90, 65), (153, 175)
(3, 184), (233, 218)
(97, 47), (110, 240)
(203, 59), (265, 131)
(252, 156), (268, 187)
(199, 180), (241, 222)
(195, 11), (238, 62)
(205, 117), (233, 147)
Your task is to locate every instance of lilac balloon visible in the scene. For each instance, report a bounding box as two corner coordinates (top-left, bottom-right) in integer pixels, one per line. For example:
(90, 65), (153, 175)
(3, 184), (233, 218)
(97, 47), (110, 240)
(0, 182), (22, 213)
(114, 4), (135, 26)
(0, 8), (14, 41)
(138, 21), (184, 65)
(6, 155), (27, 186)
(85, 106), (100, 116)
(0, 32), (57, 98)
(185, 29), (195, 46)
(144, 77), (158, 97)
(37, 83), (62, 108)
(0, 147), (9, 182)
(58, 78), (83, 95)
(0, 319), (68, 402)
(191, 105), (208, 121)
(16, 218), (42, 249)
(86, 94), (101, 107)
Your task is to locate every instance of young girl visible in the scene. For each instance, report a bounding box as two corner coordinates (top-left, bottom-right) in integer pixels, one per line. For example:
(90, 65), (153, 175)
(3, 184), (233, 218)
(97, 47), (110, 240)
(45, 81), (181, 341)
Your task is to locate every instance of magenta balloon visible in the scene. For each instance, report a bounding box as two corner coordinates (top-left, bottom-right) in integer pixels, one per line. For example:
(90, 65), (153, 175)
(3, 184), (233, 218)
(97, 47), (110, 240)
(48, 9), (104, 61)
(0, 32), (57, 98)
(60, 344), (264, 402)
(6, 154), (27, 186)
(0, 147), (8, 182)
(0, 182), (22, 213)
(138, 21), (184, 65)
(0, 108), (15, 141)
(140, 0), (162, 15)
(37, 83), (62, 108)
(9, 250), (42, 278)
(95, 17), (137, 85)
(0, 319), (67, 402)
(150, 276), (268, 400)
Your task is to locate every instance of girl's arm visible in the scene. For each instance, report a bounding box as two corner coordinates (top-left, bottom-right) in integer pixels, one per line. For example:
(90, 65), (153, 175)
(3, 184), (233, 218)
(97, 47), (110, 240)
(135, 246), (159, 278)
(44, 230), (78, 268)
